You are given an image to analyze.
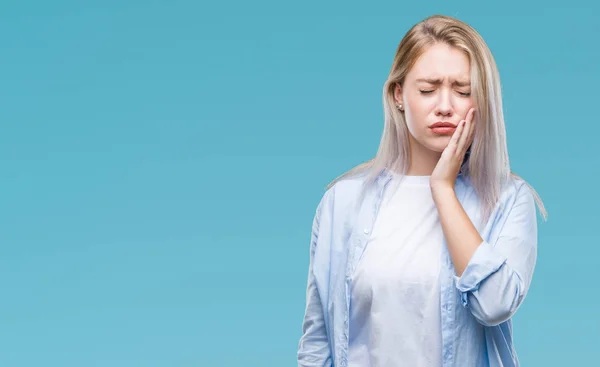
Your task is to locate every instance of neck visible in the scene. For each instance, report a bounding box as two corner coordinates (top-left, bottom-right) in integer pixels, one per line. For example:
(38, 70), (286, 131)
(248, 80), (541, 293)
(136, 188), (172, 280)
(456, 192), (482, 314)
(405, 135), (441, 176)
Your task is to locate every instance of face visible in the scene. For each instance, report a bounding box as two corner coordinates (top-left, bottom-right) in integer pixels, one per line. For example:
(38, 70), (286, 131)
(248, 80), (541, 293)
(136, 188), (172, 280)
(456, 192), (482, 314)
(395, 43), (474, 153)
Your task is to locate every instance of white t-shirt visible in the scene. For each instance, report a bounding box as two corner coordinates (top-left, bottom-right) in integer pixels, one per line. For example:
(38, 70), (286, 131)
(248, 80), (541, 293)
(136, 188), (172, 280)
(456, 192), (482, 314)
(347, 174), (444, 367)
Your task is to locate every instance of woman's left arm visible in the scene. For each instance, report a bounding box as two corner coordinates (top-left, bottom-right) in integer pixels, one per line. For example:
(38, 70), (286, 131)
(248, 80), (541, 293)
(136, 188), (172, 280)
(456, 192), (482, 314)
(430, 108), (538, 327)
(432, 182), (538, 327)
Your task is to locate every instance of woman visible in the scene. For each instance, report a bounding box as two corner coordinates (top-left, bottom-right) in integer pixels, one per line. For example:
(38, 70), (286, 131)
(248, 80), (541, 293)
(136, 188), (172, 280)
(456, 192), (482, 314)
(297, 14), (546, 367)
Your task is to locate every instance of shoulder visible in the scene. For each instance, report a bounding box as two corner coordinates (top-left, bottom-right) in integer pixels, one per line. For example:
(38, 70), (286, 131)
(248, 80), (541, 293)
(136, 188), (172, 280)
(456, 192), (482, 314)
(457, 173), (539, 227)
(315, 169), (374, 218)
(459, 173), (533, 204)
(500, 174), (536, 207)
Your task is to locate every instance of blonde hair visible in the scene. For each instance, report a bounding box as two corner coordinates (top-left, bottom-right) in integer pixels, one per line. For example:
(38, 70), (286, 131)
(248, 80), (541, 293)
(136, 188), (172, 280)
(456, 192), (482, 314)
(327, 14), (547, 222)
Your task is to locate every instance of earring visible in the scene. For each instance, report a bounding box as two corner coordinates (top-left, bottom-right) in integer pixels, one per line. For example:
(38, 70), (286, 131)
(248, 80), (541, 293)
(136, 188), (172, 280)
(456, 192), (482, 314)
(397, 104), (403, 111)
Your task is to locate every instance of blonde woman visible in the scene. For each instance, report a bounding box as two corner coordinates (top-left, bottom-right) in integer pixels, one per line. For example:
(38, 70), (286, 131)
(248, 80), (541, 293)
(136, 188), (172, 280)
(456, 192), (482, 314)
(297, 15), (546, 367)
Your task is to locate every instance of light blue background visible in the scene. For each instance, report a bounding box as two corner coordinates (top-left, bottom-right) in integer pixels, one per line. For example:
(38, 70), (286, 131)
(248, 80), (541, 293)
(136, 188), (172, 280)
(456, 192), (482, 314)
(1, 1), (597, 366)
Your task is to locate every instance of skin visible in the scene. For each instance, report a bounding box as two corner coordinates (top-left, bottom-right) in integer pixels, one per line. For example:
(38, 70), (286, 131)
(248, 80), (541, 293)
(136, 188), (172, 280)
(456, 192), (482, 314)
(394, 42), (483, 277)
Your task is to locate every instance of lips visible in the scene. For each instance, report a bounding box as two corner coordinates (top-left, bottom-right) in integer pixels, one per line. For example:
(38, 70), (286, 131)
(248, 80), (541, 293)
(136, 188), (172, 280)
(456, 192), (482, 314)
(430, 122), (457, 128)
(430, 121), (457, 135)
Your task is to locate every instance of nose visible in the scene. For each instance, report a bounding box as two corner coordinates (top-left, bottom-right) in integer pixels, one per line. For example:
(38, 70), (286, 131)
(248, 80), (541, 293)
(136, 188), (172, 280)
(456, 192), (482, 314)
(435, 89), (453, 117)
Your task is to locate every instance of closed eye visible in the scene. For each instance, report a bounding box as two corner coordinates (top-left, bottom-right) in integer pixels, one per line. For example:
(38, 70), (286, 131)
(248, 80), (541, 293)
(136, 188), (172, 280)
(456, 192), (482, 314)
(420, 90), (471, 97)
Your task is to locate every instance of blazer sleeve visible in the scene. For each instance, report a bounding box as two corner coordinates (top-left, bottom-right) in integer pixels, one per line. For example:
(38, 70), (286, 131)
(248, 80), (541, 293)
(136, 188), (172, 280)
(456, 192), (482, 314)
(297, 190), (333, 367)
(455, 182), (539, 327)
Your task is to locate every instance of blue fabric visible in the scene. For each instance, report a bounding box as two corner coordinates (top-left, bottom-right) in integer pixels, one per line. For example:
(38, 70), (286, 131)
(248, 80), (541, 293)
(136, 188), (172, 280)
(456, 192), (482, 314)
(297, 169), (538, 367)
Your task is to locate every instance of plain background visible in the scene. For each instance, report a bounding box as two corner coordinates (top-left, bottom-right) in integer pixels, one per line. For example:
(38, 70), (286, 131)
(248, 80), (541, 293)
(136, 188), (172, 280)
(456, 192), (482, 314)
(1, 1), (598, 366)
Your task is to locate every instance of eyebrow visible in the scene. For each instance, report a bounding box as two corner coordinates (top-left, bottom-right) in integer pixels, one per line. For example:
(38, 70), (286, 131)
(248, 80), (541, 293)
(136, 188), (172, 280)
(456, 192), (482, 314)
(416, 78), (471, 87)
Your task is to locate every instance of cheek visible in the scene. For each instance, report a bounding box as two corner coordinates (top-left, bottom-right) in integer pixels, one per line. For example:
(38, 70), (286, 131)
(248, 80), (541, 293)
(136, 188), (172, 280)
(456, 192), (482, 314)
(404, 97), (431, 132)
(457, 99), (474, 116)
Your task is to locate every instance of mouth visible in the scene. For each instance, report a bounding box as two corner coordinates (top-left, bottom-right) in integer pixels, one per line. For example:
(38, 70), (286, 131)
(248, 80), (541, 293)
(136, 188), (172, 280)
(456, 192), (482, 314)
(430, 122), (457, 128)
(429, 122), (457, 135)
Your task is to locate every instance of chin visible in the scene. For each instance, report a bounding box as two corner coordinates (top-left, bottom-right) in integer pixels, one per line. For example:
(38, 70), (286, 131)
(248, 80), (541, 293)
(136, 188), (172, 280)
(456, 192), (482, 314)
(426, 138), (450, 153)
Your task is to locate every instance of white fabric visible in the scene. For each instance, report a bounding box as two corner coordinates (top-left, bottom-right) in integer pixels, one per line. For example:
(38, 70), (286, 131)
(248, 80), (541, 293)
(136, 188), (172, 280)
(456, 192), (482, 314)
(347, 174), (444, 367)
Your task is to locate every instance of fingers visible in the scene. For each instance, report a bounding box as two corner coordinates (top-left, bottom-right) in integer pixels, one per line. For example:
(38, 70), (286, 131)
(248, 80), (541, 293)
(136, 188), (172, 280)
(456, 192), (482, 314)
(456, 108), (476, 154)
(456, 120), (468, 153)
(467, 108), (477, 147)
(467, 108), (476, 142)
(449, 119), (465, 152)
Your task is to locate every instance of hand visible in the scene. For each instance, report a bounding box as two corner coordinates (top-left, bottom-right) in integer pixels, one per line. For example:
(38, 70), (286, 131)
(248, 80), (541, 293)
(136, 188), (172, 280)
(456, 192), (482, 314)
(430, 108), (476, 192)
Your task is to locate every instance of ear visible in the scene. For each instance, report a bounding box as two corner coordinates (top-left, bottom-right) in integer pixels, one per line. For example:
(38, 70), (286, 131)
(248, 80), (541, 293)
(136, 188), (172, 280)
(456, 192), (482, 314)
(394, 83), (403, 105)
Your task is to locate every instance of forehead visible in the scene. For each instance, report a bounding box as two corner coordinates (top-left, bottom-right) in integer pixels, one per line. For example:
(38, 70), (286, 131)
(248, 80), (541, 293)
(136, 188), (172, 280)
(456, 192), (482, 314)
(408, 43), (471, 81)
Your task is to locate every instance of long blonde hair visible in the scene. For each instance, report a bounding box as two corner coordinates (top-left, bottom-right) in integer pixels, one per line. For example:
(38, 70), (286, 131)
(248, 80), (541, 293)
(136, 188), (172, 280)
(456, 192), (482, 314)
(327, 14), (547, 222)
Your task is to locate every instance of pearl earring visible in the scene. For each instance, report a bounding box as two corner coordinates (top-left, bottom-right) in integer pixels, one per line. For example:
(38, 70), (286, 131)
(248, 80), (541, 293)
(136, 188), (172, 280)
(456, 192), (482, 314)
(397, 104), (403, 111)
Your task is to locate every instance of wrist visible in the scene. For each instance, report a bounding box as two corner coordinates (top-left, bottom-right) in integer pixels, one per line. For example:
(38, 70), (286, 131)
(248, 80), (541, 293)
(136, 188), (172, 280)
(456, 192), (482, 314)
(430, 182), (456, 201)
